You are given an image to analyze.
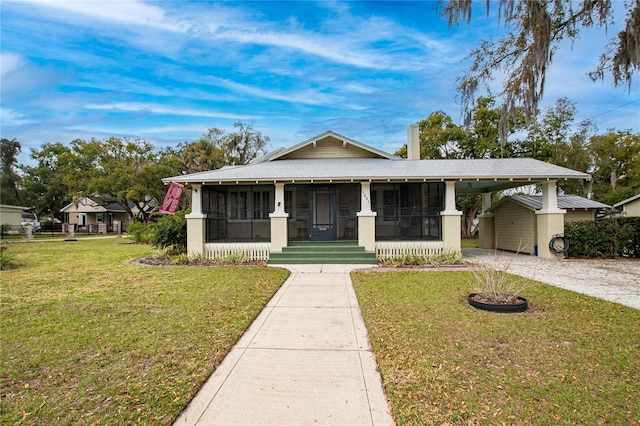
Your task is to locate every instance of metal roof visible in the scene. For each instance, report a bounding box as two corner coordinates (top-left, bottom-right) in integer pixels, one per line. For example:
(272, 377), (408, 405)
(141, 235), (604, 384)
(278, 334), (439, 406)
(613, 193), (640, 208)
(164, 157), (591, 194)
(488, 195), (611, 212)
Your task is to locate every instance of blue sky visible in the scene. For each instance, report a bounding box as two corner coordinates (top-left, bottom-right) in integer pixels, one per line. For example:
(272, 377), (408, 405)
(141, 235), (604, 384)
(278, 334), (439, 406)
(2, 0), (639, 166)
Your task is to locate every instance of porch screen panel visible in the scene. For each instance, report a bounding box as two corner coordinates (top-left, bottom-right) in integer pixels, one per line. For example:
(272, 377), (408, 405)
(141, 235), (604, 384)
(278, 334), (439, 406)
(371, 183), (443, 241)
(285, 184), (310, 241)
(203, 187), (227, 241)
(337, 184), (359, 240)
(226, 185), (272, 242)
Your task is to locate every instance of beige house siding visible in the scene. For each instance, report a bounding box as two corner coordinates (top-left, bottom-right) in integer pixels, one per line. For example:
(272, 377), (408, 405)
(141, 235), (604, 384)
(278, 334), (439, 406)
(623, 198), (640, 216)
(0, 205), (26, 227)
(494, 202), (536, 254)
(65, 211), (129, 226)
(282, 138), (379, 159)
(565, 210), (595, 222)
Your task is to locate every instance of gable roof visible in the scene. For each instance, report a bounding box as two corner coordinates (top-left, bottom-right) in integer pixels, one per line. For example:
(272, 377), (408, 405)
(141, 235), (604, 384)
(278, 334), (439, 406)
(163, 131), (591, 194)
(164, 157), (590, 194)
(613, 193), (640, 208)
(488, 195), (611, 213)
(251, 131), (398, 163)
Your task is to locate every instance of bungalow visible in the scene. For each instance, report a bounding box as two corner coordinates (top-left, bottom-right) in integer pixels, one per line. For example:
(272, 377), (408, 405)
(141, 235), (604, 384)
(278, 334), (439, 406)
(485, 195), (611, 254)
(61, 196), (155, 233)
(162, 126), (591, 261)
(613, 194), (640, 217)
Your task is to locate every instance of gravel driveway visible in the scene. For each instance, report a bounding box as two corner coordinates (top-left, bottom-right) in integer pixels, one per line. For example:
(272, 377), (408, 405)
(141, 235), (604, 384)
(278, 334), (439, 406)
(463, 248), (640, 310)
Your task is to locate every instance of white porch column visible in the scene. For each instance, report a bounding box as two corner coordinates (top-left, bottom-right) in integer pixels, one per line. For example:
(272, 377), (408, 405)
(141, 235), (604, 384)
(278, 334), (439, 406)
(269, 182), (289, 253)
(478, 192), (495, 249)
(357, 181), (376, 252)
(185, 183), (206, 257)
(536, 180), (566, 258)
(441, 180), (462, 252)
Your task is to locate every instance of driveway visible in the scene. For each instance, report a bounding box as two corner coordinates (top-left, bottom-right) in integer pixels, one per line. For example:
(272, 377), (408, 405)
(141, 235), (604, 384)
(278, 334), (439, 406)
(463, 248), (640, 310)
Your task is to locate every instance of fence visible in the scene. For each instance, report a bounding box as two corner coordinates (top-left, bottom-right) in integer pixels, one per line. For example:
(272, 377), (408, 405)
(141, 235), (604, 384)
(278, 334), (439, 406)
(375, 241), (444, 258)
(204, 243), (271, 261)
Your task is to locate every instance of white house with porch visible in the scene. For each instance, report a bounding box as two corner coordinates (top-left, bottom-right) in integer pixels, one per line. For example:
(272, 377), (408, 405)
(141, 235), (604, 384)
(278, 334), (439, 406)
(162, 125), (590, 262)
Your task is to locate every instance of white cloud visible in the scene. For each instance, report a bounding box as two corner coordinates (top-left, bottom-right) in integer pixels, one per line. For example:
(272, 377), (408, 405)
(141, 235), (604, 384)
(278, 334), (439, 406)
(0, 52), (24, 78)
(0, 107), (36, 125)
(19, 0), (188, 32)
(84, 102), (261, 120)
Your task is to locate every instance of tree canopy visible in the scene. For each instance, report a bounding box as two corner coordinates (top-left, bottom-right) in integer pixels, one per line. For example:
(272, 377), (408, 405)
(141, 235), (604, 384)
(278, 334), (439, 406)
(1, 138), (22, 206)
(9, 121), (269, 222)
(444, 0), (640, 144)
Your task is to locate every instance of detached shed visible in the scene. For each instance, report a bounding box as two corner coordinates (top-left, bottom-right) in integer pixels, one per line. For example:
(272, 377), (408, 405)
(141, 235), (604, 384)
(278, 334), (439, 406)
(486, 195), (610, 255)
(613, 194), (640, 217)
(0, 204), (27, 228)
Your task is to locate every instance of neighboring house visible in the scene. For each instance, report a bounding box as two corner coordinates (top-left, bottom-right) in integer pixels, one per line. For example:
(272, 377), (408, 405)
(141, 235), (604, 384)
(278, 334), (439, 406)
(61, 197), (155, 232)
(0, 204), (27, 231)
(162, 127), (590, 260)
(613, 194), (640, 217)
(485, 195), (611, 255)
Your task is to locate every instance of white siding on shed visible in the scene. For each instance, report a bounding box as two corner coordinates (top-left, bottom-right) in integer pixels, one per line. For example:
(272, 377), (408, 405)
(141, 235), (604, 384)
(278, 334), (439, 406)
(565, 210), (595, 222)
(494, 202), (536, 254)
(624, 198), (640, 217)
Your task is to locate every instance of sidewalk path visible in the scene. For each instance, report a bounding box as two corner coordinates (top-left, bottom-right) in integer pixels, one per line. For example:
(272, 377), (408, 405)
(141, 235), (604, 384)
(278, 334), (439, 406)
(174, 264), (393, 425)
(463, 248), (640, 310)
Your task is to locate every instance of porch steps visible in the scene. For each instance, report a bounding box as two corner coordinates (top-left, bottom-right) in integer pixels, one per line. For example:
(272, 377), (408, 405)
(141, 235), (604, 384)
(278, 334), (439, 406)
(268, 241), (378, 265)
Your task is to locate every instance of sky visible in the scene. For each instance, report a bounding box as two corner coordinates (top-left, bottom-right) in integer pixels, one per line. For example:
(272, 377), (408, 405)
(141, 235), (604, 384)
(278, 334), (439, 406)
(2, 0), (639, 166)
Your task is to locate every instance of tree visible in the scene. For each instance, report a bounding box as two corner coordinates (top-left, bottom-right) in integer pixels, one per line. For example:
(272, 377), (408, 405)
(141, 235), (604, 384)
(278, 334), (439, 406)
(226, 121), (269, 165)
(1, 138), (22, 206)
(64, 137), (182, 223)
(20, 143), (72, 223)
(395, 98), (524, 160)
(444, 0), (640, 144)
(179, 121), (269, 174)
(179, 128), (228, 174)
(589, 130), (640, 204)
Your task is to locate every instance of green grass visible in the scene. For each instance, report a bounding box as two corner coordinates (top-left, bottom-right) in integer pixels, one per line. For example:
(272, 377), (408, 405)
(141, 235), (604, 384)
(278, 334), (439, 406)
(461, 238), (479, 248)
(1, 239), (289, 425)
(352, 271), (640, 425)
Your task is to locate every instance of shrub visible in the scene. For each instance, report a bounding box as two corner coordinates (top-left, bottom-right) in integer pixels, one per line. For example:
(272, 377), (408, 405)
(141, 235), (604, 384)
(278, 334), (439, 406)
(152, 212), (187, 252)
(378, 250), (462, 267)
(127, 221), (155, 244)
(565, 217), (640, 258)
(0, 244), (16, 270)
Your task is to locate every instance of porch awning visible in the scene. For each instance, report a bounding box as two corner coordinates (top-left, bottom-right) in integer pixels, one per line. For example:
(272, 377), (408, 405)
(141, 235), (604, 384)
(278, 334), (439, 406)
(163, 157), (590, 195)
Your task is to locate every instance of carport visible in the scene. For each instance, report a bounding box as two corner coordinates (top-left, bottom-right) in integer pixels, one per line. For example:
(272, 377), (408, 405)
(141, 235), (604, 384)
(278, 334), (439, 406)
(485, 195), (610, 255)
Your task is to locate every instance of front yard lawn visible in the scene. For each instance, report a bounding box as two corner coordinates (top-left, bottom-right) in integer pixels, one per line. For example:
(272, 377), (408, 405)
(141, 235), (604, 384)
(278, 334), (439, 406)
(1, 239), (289, 425)
(352, 270), (640, 425)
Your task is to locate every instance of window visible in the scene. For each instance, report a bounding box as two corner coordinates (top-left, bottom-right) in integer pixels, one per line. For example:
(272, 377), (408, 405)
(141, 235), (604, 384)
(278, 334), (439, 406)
(253, 191), (271, 219)
(230, 191), (248, 219)
(383, 190), (398, 221)
(285, 190), (293, 213)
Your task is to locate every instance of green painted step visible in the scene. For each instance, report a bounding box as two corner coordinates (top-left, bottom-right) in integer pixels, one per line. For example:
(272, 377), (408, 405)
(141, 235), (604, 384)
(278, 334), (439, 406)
(268, 241), (378, 265)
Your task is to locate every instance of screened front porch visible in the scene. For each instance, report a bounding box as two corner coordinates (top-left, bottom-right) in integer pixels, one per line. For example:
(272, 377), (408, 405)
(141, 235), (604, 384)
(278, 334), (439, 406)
(201, 182), (444, 244)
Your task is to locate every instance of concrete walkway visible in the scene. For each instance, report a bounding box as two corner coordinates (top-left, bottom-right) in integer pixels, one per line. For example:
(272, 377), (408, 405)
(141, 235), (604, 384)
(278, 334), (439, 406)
(463, 248), (640, 310)
(174, 264), (393, 426)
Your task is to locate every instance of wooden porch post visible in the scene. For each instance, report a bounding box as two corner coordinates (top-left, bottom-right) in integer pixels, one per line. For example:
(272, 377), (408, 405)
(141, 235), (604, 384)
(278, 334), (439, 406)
(478, 192), (495, 249)
(357, 181), (376, 252)
(269, 182), (289, 252)
(185, 183), (206, 257)
(535, 180), (566, 258)
(441, 180), (462, 252)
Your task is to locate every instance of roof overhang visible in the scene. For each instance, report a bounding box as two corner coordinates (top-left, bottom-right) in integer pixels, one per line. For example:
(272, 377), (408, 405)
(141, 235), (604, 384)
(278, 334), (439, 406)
(164, 157), (591, 195)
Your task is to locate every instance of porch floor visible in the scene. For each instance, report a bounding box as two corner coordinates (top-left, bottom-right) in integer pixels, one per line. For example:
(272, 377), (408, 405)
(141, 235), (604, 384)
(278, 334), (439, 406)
(268, 241), (378, 265)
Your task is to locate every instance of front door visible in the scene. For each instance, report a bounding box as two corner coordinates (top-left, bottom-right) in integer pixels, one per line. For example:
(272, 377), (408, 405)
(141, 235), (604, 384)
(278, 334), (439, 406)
(309, 186), (336, 241)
